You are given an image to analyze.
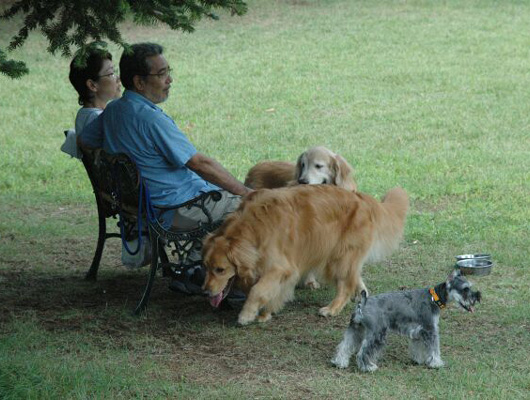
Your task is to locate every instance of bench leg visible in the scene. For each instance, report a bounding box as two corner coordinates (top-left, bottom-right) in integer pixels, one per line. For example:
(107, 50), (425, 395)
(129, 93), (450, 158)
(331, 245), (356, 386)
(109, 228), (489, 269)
(159, 242), (169, 264)
(85, 209), (107, 281)
(133, 232), (159, 315)
(159, 242), (174, 277)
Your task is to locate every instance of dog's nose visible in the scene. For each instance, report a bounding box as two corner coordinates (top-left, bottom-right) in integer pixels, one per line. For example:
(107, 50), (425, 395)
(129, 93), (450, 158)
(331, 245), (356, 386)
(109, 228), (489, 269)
(298, 178), (309, 184)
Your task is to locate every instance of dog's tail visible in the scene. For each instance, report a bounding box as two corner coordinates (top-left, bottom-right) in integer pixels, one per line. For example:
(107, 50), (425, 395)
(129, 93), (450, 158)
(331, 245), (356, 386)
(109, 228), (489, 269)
(360, 289), (368, 305)
(352, 290), (368, 324)
(366, 187), (409, 263)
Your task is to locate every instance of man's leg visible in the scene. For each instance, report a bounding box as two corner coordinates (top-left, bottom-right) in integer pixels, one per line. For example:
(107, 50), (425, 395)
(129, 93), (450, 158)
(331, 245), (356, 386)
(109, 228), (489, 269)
(171, 191), (241, 233)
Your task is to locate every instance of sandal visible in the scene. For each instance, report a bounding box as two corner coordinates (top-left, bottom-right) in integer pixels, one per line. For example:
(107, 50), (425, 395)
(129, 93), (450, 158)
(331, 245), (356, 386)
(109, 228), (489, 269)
(169, 265), (206, 296)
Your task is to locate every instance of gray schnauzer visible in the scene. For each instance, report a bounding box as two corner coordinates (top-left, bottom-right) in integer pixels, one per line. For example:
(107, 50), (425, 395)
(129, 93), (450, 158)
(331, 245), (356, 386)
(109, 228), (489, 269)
(331, 269), (481, 372)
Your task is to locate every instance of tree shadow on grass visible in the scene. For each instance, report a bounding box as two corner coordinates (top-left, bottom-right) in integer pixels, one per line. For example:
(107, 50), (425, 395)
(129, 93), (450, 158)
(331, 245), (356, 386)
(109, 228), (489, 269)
(0, 264), (244, 333)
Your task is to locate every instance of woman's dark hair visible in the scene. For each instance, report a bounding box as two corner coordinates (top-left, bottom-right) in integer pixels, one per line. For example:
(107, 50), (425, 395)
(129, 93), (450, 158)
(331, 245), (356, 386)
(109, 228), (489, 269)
(69, 46), (112, 106)
(119, 43), (164, 90)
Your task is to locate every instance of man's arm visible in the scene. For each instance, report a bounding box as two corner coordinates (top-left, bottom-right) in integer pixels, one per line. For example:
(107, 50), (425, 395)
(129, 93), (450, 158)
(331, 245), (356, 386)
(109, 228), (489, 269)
(186, 153), (251, 196)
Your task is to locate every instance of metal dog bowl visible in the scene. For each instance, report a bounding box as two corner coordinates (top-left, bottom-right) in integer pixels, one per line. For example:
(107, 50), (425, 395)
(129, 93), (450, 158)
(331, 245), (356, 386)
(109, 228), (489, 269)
(455, 253), (491, 262)
(456, 258), (493, 276)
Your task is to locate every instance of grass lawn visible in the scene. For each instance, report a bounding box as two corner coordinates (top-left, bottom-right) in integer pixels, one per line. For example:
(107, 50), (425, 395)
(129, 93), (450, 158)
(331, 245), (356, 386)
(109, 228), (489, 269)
(1, 0), (529, 398)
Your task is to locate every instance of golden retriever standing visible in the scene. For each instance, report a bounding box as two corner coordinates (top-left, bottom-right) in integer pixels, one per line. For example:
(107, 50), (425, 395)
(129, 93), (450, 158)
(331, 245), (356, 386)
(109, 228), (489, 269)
(202, 185), (409, 325)
(244, 146), (357, 192)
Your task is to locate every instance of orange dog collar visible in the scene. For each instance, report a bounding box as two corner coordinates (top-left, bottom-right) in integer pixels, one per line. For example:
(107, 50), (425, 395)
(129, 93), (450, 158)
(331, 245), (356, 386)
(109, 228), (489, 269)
(429, 287), (446, 309)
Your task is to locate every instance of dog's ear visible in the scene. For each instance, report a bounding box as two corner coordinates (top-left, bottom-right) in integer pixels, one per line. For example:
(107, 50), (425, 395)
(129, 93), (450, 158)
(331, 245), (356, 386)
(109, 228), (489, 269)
(202, 231), (217, 252)
(205, 220), (227, 240)
(226, 237), (259, 282)
(446, 268), (461, 283)
(332, 154), (357, 192)
(294, 152), (305, 180)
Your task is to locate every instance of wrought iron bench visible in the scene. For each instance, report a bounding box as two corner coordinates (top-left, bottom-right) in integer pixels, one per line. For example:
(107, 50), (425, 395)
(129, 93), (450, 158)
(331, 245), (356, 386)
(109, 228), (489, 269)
(79, 145), (223, 314)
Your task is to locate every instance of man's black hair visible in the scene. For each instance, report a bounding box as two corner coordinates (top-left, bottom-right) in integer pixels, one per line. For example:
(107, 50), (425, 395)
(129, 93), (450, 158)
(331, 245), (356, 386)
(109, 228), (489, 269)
(119, 43), (164, 90)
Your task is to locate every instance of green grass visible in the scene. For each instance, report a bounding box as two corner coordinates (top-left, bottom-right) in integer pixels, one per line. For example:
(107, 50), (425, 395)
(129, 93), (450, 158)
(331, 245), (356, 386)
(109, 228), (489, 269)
(1, 0), (529, 398)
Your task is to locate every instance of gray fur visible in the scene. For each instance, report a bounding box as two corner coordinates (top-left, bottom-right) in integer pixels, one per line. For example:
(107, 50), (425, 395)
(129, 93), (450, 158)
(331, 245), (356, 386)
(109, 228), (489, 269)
(331, 269), (481, 372)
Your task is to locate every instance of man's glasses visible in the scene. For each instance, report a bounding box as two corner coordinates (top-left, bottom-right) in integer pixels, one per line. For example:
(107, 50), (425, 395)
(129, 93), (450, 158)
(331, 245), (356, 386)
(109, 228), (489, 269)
(144, 67), (172, 80)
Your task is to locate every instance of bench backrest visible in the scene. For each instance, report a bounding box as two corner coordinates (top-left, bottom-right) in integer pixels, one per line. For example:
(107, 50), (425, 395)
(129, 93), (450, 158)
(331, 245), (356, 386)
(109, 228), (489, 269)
(80, 147), (141, 219)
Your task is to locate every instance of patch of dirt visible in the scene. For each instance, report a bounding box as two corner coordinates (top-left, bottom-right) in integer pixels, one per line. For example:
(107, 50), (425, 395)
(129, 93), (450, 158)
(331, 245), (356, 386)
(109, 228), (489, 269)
(0, 237), (347, 387)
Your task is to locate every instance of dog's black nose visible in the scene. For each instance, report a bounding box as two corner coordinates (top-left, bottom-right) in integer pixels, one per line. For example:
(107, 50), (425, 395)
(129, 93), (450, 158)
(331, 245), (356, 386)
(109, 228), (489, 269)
(298, 178), (308, 184)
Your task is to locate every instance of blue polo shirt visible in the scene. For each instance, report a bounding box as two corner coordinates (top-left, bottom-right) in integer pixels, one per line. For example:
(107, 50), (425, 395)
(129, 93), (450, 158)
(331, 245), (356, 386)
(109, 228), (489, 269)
(80, 90), (218, 210)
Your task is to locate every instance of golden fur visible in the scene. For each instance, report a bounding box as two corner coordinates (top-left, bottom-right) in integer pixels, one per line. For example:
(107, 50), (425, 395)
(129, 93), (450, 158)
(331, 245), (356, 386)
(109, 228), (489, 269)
(244, 146), (356, 192)
(244, 161), (295, 189)
(203, 185), (409, 325)
(243, 146), (357, 291)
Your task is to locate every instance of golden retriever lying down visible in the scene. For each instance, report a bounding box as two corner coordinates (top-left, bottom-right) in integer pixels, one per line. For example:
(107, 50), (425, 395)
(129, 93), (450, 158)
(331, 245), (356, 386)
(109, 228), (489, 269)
(244, 146), (357, 290)
(244, 146), (357, 192)
(203, 185), (409, 325)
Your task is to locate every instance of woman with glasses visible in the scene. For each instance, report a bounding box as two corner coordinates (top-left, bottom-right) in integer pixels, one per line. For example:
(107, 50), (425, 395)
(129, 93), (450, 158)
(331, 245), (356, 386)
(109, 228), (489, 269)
(68, 44), (122, 136)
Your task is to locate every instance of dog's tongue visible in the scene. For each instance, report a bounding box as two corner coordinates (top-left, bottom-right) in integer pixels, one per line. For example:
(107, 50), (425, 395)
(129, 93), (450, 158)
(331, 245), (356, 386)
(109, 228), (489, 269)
(209, 292), (224, 308)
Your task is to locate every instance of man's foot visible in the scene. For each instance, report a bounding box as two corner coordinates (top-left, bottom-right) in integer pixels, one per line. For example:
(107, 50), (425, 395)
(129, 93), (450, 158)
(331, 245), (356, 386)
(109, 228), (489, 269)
(169, 265), (205, 296)
(226, 288), (246, 302)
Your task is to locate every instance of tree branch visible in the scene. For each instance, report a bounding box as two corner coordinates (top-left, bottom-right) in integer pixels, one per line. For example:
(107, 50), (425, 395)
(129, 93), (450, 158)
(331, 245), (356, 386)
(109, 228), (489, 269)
(0, 0), (248, 78)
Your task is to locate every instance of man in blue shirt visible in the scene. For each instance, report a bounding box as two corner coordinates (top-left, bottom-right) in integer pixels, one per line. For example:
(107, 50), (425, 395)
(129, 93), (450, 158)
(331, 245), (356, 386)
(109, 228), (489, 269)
(80, 42), (251, 294)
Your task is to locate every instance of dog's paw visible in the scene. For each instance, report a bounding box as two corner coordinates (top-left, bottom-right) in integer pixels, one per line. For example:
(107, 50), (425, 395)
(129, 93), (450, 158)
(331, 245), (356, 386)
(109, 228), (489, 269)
(305, 279), (321, 290)
(257, 312), (272, 323)
(319, 306), (341, 317)
(426, 357), (445, 369)
(237, 312), (256, 326)
(319, 306), (332, 317)
(359, 362), (378, 373)
(331, 356), (350, 369)
(237, 318), (252, 326)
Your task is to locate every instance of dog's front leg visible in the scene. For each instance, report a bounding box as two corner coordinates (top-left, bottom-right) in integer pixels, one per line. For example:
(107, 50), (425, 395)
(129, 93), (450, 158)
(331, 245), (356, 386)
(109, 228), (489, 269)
(238, 268), (294, 325)
(412, 325), (444, 368)
(238, 297), (260, 326)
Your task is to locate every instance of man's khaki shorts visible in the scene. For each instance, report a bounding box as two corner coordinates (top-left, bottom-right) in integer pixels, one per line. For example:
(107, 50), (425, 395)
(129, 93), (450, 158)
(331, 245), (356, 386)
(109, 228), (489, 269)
(171, 190), (241, 231)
